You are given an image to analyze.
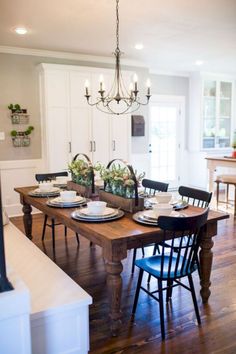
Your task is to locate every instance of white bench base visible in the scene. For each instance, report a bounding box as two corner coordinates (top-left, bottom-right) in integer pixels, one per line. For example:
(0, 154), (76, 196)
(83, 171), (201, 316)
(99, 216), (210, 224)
(4, 223), (92, 354)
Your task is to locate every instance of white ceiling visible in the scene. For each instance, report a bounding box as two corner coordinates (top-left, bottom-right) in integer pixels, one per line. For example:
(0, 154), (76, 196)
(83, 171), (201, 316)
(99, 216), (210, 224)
(0, 0), (236, 75)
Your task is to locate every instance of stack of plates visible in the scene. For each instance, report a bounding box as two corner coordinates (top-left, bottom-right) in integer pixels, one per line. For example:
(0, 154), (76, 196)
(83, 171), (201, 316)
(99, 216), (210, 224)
(172, 200), (188, 210)
(133, 210), (185, 226)
(47, 196), (87, 208)
(28, 187), (61, 197)
(133, 210), (158, 226)
(71, 207), (124, 222)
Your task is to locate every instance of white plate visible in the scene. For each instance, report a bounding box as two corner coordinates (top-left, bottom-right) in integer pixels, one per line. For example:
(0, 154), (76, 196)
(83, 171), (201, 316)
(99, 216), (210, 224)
(143, 210), (158, 220)
(142, 210), (181, 220)
(79, 207), (116, 217)
(34, 187), (61, 194)
(52, 196), (85, 204)
(147, 197), (159, 205)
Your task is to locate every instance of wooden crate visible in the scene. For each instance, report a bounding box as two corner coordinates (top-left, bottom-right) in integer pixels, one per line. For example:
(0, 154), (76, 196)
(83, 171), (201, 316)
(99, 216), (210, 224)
(67, 181), (94, 198)
(98, 190), (144, 213)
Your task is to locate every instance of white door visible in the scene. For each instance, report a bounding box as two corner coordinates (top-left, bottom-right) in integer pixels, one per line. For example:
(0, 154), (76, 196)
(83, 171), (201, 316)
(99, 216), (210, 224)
(149, 96), (184, 189)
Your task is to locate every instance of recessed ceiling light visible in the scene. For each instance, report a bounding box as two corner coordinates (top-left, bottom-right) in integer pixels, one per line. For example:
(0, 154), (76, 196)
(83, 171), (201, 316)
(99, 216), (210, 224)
(195, 60), (204, 66)
(15, 27), (27, 35)
(135, 43), (144, 50)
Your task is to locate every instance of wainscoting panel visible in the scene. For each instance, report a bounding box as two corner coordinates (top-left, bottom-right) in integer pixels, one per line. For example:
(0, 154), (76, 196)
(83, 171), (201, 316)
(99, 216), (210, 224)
(0, 159), (45, 216)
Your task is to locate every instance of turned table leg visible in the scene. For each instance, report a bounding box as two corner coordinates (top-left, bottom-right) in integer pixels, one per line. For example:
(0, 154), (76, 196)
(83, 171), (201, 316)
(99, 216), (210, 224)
(22, 202), (32, 240)
(199, 228), (214, 303)
(105, 260), (123, 336)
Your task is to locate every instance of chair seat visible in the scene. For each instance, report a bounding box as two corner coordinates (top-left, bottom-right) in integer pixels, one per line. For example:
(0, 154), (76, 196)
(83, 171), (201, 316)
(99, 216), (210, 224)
(135, 255), (197, 279)
(215, 175), (236, 184)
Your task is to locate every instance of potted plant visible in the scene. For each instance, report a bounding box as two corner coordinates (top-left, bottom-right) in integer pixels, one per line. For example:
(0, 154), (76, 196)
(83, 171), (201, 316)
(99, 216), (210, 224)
(10, 130), (21, 147)
(232, 142), (236, 158)
(8, 104), (28, 124)
(231, 130), (236, 158)
(10, 126), (34, 147)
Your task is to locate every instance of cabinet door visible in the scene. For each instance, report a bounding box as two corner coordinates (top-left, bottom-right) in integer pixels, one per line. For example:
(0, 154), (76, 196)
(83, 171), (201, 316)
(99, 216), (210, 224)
(110, 115), (131, 161)
(202, 79), (233, 149)
(91, 110), (110, 165)
(44, 70), (70, 172)
(91, 73), (111, 165)
(218, 81), (232, 148)
(70, 71), (92, 160)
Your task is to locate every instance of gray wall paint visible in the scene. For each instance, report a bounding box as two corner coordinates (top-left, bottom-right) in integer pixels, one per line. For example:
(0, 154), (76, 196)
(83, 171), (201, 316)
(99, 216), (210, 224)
(0, 54), (41, 160)
(0, 52), (189, 160)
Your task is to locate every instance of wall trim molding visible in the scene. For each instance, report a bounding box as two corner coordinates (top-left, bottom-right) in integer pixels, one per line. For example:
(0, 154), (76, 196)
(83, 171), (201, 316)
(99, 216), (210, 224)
(150, 69), (190, 77)
(0, 45), (147, 68)
(0, 158), (45, 216)
(0, 159), (44, 170)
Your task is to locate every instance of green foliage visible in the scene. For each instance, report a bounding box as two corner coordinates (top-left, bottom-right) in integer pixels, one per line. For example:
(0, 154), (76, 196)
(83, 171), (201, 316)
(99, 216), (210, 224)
(10, 126), (34, 137)
(96, 162), (145, 189)
(8, 103), (22, 112)
(232, 130), (236, 149)
(25, 126), (34, 135)
(10, 130), (18, 137)
(68, 159), (93, 187)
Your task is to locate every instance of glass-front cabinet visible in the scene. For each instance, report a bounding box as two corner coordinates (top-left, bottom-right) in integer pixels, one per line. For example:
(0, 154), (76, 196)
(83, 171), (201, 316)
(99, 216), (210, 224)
(202, 79), (233, 149)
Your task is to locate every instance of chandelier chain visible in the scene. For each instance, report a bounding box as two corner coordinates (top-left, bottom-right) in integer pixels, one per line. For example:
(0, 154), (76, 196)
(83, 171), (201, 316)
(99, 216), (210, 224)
(116, 0), (120, 52)
(84, 0), (151, 115)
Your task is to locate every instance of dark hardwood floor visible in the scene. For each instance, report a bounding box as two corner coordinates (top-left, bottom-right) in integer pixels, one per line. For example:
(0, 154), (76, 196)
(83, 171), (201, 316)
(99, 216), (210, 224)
(10, 212), (236, 354)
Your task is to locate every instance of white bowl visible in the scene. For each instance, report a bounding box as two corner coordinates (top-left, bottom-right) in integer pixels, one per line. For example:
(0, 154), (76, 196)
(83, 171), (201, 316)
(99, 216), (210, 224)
(60, 190), (77, 202)
(152, 203), (173, 218)
(87, 201), (107, 215)
(38, 182), (53, 192)
(155, 192), (172, 204)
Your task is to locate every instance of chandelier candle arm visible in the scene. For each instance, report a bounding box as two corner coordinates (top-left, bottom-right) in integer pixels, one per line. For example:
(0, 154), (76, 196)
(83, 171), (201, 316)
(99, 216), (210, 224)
(84, 0), (151, 115)
(85, 80), (89, 96)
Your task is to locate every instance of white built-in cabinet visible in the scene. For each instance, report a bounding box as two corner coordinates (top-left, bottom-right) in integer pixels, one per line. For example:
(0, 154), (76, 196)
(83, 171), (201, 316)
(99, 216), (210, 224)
(189, 72), (235, 152)
(39, 64), (131, 172)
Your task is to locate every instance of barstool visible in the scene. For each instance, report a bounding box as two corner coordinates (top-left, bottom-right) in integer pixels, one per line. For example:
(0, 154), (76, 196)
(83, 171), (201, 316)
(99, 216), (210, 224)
(215, 175), (236, 215)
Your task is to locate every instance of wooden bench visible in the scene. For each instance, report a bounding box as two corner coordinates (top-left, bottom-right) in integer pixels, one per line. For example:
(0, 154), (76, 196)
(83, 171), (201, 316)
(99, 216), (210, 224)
(4, 222), (92, 354)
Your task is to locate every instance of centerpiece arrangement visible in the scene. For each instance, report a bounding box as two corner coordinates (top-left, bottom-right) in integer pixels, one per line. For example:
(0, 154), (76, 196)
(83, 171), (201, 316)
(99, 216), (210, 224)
(97, 159), (145, 212)
(97, 161), (144, 199)
(67, 153), (95, 197)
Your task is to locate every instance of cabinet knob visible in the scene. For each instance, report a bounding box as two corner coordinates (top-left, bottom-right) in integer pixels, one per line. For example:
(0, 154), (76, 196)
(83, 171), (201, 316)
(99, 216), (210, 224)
(89, 141), (93, 152)
(93, 141), (96, 152)
(112, 140), (116, 151)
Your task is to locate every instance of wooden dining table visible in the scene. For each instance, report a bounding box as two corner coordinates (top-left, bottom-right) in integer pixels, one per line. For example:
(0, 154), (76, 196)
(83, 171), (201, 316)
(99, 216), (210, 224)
(15, 186), (229, 336)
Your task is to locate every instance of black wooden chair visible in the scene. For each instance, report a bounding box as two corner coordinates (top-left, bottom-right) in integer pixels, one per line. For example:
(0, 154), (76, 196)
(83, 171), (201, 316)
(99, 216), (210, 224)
(35, 172), (79, 249)
(178, 185), (212, 208)
(142, 178), (169, 196)
(147, 185), (212, 283)
(131, 179), (169, 274)
(131, 208), (209, 340)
